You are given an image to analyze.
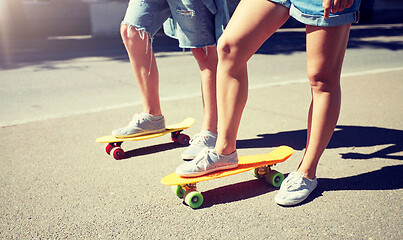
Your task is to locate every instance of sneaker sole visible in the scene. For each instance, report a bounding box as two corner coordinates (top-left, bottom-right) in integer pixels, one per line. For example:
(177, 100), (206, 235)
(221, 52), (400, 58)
(113, 128), (166, 138)
(274, 187), (317, 206)
(177, 163), (239, 178)
(181, 154), (196, 161)
(274, 195), (310, 206)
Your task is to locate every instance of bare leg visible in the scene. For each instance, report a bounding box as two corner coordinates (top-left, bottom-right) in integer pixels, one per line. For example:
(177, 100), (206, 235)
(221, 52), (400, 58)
(191, 46), (218, 134)
(299, 24), (351, 179)
(121, 25), (162, 116)
(215, 0), (290, 155)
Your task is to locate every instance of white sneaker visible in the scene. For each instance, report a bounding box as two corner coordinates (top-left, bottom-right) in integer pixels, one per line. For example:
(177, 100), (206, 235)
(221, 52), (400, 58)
(181, 130), (217, 160)
(274, 172), (318, 206)
(112, 112), (165, 138)
(176, 148), (238, 177)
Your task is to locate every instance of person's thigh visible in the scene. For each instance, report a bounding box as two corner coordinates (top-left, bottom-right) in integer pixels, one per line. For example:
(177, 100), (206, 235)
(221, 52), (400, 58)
(306, 24), (351, 86)
(218, 0), (290, 63)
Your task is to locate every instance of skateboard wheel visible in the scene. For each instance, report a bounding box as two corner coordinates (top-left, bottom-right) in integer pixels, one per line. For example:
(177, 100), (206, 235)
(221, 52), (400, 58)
(184, 191), (203, 209)
(171, 185), (184, 198)
(265, 170), (285, 188)
(111, 147), (125, 160)
(105, 143), (115, 155)
(177, 134), (190, 145)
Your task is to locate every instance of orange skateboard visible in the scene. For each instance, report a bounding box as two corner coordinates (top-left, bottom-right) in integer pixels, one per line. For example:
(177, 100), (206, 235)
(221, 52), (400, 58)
(96, 118), (195, 160)
(161, 145), (294, 208)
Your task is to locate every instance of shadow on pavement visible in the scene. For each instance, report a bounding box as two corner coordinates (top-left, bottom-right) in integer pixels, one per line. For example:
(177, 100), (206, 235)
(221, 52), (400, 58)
(114, 125), (403, 160)
(203, 125), (403, 208)
(1, 24), (402, 70)
(114, 125), (402, 208)
(237, 125), (403, 161)
(198, 164), (402, 209)
(120, 142), (187, 160)
(303, 164), (403, 206)
(199, 178), (276, 209)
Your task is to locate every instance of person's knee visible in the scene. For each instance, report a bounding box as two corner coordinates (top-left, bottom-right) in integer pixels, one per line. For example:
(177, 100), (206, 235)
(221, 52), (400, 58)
(307, 68), (340, 93)
(217, 36), (233, 62)
(217, 35), (250, 75)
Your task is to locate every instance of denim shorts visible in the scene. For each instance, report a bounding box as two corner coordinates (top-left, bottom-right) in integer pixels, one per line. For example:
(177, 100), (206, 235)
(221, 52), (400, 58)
(270, 0), (361, 27)
(121, 0), (216, 48)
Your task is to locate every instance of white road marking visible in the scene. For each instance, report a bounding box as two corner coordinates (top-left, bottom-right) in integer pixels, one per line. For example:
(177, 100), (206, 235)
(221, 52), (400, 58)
(1, 67), (403, 127)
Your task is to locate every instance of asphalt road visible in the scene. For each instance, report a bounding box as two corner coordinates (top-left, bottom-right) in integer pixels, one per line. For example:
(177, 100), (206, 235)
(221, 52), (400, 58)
(1, 24), (402, 239)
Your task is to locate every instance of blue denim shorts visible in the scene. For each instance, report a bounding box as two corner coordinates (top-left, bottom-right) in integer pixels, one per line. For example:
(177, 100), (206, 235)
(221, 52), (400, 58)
(270, 0), (361, 27)
(121, 0), (216, 48)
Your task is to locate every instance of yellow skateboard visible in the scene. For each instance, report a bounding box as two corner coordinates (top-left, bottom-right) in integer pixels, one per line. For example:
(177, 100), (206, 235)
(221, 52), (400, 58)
(96, 118), (195, 160)
(161, 145), (294, 208)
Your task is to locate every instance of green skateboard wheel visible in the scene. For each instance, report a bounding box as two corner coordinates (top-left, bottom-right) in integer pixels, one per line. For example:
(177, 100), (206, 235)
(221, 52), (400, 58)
(184, 191), (203, 209)
(171, 185), (184, 198)
(266, 170), (285, 188)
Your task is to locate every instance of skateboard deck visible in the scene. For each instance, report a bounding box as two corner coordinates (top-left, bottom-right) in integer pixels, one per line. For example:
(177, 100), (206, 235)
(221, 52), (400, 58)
(96, 118), (195, 160)
(161, 145), (294, 208)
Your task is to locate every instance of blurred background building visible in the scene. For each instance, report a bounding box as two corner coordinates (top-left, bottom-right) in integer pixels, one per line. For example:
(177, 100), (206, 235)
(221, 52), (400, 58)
(1, 0), (403, 40)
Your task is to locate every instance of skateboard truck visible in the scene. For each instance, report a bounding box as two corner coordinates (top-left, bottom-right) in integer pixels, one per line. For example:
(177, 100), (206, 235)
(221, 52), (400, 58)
(171, 164), (285, 209)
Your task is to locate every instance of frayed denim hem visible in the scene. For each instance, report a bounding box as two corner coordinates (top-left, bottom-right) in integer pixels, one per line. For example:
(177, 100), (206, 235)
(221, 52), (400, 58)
(121, 22), (154, 75)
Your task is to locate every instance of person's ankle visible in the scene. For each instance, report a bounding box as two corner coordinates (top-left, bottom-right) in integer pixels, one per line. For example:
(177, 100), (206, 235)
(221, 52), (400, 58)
(296, 170), (315, 180)
(214, 146), (236, 156)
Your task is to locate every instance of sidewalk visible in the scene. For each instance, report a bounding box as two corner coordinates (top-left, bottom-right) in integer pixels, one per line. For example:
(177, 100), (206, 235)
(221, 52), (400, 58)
(0, 24), (402, 239)
(1, 70), (402, 239)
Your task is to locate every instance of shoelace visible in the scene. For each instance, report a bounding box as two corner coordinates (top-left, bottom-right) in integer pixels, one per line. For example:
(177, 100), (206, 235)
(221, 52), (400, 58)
(189, 133), (210, 145)
(194, 148), (218, 170)
(192, 148), (209, 170)
(284, 173), (307, 191)
(129, 113), (146, 127)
